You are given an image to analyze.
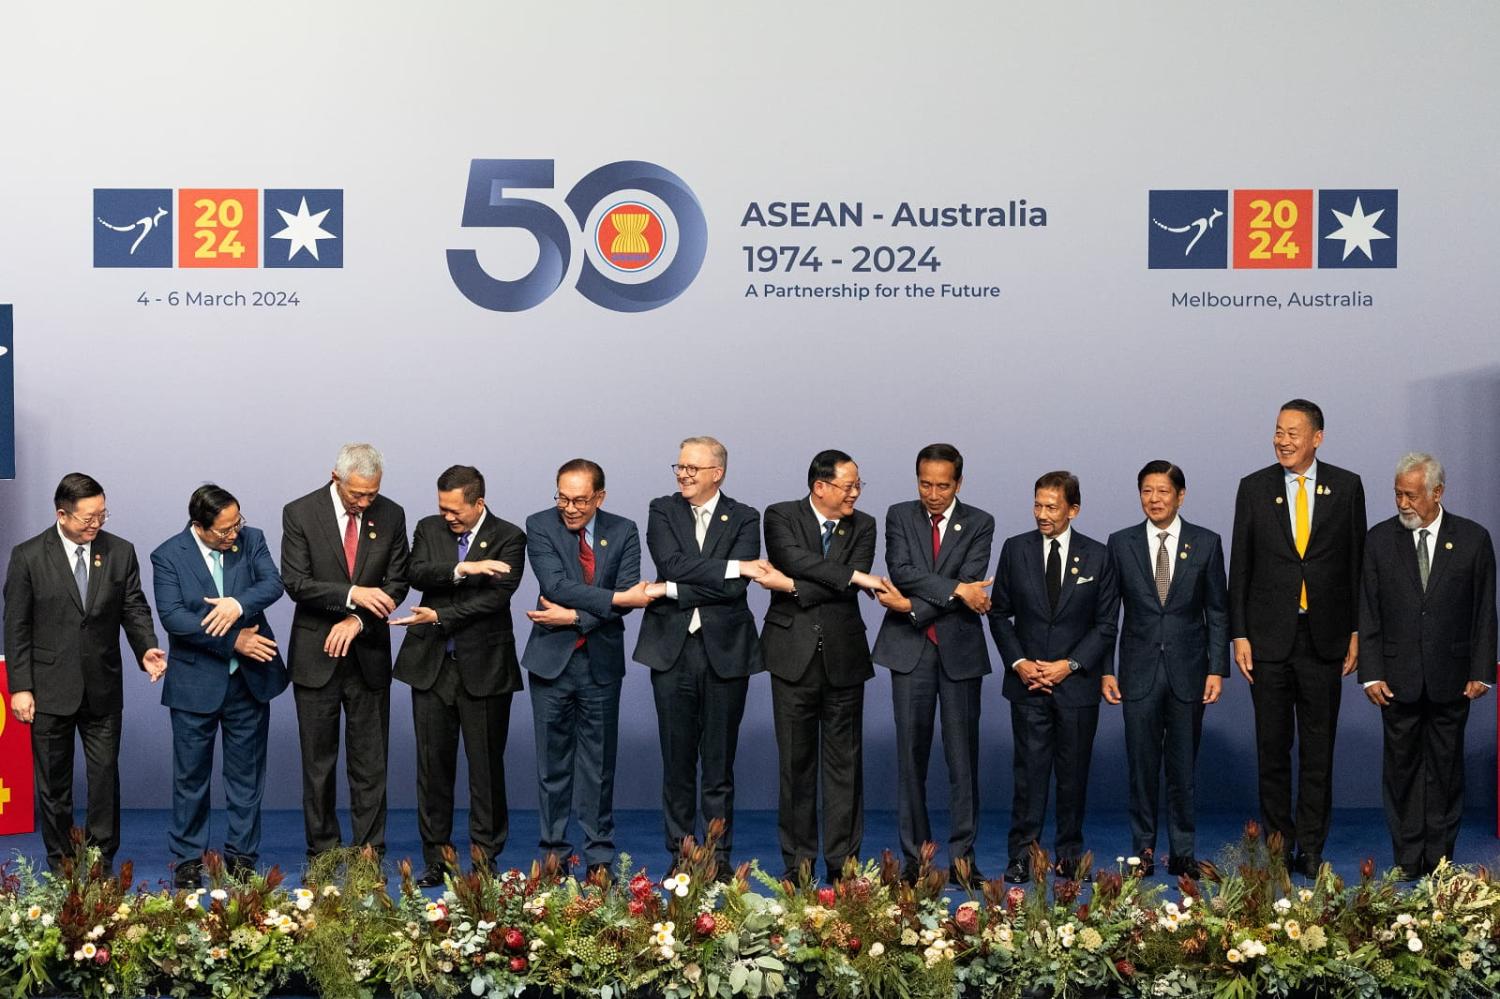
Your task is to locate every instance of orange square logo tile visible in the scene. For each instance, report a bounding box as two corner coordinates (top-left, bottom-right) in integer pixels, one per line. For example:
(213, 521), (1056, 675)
(1232, 189), (1312, 269)
(177, 188), (259, 268)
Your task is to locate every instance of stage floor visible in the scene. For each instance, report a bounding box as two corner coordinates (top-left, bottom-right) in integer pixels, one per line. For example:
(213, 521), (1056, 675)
(3, 808), (1495, 890)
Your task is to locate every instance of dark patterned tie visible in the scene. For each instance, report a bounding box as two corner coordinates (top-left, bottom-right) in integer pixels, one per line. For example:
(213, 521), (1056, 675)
(1155, 531), (1172, 606)
(821, 520), (835, 556)
(926, 513), (943, 644)
(1417, 528), (1431, 591)
(574, 529), (595, 650)
(1046, 539), (1062, 611)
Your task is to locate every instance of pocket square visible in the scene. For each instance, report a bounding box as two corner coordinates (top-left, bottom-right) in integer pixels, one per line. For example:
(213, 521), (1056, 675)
(1075, 576), (1095, 584)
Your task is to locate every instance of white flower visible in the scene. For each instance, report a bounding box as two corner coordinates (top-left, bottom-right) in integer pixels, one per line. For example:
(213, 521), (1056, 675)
(1181, 896), (1194, 909)
(768, 902), (784, 917)
(40, 913), (53, 928)
(25, 905), (41, 921)
(87, 924), (105, 940)
(81, 942), (97, 959)
(1127, 856), (1141, 867)
(321, 884), (341, 898)
(1298, 889), (1313, 902)
(1163, 901), (1180, 917)
(295, 896), (313, 912)
(1408, 936), (1423, 953)
(184, 895), (200, 910)
(869, 942), (885, 957)
(901, 928), (919, 946)
(1116, 856), (1126, 864)
(210, 888), (229, 901)
(1226, 948), (1243, 964)
(658, 944), (675, 960)
(1396, 913), (1413, 926)
(1274, 897), (1292, 913)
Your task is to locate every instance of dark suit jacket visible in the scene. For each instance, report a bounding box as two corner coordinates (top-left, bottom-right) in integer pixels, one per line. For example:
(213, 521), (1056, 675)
(872, 498), (994, 679)
(1358, 512), (1497, 703)
(1229, 461), (1366, 662)
(760, 498), (876, 686)
(1107, 519), (1230, 702)
(3, 527), (158, 715)
(280, 487), (410, 689)
(520, 507), (641, 682)
(989, 529), (1119, 708)
(150, 526), (288, 712)
(393, 512), (527, 697)
(634, 492), (763, 679)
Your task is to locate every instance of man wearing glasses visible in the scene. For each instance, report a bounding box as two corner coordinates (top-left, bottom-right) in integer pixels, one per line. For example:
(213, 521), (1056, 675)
(4, 473), (166, 873)
(633, 437), (768, 877)
(280, 443), (410, 859)
(150, 484), (286, 886)
(522, 458), (656, 879)
(754, 449), (884, 882)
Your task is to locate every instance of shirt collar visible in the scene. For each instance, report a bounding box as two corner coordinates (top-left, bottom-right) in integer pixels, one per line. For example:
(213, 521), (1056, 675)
(190, 525), (221, 562)
(1044, 527), (1072, 549)
(1415, 505), (1444, 538)
(691, 491), (721, 518)
(927, 498), (957, 523)
(809, 495), (839, 527)
(56, 523), (91, 556)
(463, 507), (487, 541)
(1285, 459), (1319, 484)
(1148, 515), (1182, 539)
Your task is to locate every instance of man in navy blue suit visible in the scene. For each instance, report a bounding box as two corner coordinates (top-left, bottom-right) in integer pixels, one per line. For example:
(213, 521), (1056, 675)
(521, 458), (656, 879)
(989, 471), (1118, 882)
(872, 443), (995, 886)
(1102, 461), (1228, 878)
(150, 484), (287, 887)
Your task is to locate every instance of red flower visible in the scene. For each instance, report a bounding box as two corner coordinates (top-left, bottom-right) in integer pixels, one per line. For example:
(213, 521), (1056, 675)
(694, 913), (717, 937)
(509, 956), (528, 974)
(628, 899), (647, 916)
(629, 873), (654, 900)
(1005, 887), (1025, 913)
(771, 934), (784, 947)
(1115, 959), (1136, 978)
(504, 928), (525, 952)
(953, 906), (979, 935)
(817, 887), (837, 907)
(847, 937), (861, 954)
(93, 947), (110, 965)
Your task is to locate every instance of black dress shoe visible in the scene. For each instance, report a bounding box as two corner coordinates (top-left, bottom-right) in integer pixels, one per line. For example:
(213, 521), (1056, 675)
(1054, 858), (1091, 882)
(415, 865), (446, 888)
(1166, 856), (1200, 879)
(900, 862), (921, 884)
(949, 863), (986, 889)
(225, 854), (257, 881)
(1003, 858), (1029, 884)
(1294, 853), (1323, 878)
(173, 860), (203, 890)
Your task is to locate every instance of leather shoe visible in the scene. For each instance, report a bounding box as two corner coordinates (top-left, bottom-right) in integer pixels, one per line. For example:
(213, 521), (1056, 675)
(949, 862), (986, 889)
(899, 862), (921, 884)
(1166, 855), (1200, 879)
(1053, 858), (1091, 882)
(415, 865), (446, 888)
(1294, 853), (1323, 878)
(172, 860), (203, 890)
(1003, 858), (1029, 884)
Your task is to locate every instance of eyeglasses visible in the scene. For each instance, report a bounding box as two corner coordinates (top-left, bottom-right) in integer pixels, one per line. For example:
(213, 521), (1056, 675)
(207, 517), (246, 540)
(62, 509), (109, 527)
(819, 479), (866, 495)
(554, 492), (599, 511)
(670, 464), (721, 477)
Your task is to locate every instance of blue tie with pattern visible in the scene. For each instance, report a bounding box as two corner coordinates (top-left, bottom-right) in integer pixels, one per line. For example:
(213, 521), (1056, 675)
(210, 550), (238, 674)
(821, 520), (835, 556)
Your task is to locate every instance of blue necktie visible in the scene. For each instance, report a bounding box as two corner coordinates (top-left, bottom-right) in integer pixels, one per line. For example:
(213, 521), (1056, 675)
(446, 531), (471, 654)
(210, 550), (238, 674)
(821, 520), (835, 556)
(73, 545), (89, 605)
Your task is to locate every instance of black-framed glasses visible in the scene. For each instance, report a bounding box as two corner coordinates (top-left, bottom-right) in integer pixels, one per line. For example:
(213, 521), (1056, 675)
(670, 464), (721, 477)
(554, 492), (599, 511)
(62, 508), (109, 527)
(207, 517), (247, 540)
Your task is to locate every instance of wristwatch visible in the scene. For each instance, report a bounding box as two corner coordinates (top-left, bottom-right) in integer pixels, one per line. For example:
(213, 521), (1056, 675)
(1067, 658), (1081, 673)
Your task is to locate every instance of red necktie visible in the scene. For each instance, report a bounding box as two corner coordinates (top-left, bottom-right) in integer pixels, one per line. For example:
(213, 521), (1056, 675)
(574, 529), (596, 649)
(342, 511), (359, 578)
(926, 513), (943, 644)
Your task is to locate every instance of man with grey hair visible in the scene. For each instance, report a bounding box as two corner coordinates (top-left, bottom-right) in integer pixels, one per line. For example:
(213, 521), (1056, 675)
(281, 444), (410, 857)
(1359, 452), (1495, 877)
(633, 436), (768, 876)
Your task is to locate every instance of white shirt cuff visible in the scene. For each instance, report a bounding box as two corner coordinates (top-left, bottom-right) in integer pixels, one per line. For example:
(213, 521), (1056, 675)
(665, 582), (679, 600)
(725, 559), (740, 579)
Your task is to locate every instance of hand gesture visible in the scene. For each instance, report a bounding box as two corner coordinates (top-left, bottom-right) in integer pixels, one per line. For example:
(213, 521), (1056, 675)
(527, 596), (579, 627)
(390, 606), (439, 627)
(458, 559), (511, 578)
(200, 596), (242, 637)
(350, 586), (397, 617)
(953, 577), (994, 614)
(142, 648), (167, 683)
(234, 625), (279, 663)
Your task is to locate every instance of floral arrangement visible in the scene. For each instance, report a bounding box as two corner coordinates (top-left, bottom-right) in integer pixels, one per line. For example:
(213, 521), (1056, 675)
(4, 823), (1500, 998)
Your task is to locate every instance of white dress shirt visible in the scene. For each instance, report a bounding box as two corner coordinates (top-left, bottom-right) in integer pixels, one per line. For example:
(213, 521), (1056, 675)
(1146, 515), (1182, 584)
(665, 490), (740, 601)
(56, 523), (92, 586)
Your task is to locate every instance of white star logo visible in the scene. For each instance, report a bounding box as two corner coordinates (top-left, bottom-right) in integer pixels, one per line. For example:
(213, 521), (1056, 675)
(1324, 197), (1389, 261)
(271, 197), (337, 261)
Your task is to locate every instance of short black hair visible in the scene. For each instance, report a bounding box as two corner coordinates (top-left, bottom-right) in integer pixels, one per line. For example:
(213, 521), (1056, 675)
(54, 472), (104, 512)
(915, 443), (963, 480)
(807, 449), (855, 489)
(1034, 470), (1081, 508)
(1280, 398), (1325, 432)
(188, 483), (239, 528)
(1137, 460), (1186, 492)
(437, 464), (485, 504)
(557, 458), (605, 491)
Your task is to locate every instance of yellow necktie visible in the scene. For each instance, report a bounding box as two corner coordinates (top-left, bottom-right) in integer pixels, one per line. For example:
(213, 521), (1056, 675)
(1295, 475), (1310, 610)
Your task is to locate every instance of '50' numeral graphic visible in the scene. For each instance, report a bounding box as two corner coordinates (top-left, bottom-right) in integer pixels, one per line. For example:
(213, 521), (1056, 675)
(447, 159), (708, 313)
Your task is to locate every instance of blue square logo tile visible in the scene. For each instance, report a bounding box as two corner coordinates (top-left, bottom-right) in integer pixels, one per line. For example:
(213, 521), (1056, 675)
(1148, 190), (1228, 269)
(264, 189), (343, 268)
(93, 189), (173, 267)
(1318, 189), (1397, 268)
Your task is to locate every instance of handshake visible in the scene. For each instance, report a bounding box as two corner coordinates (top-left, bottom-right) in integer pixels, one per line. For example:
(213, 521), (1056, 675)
(738, 559), (888, 597)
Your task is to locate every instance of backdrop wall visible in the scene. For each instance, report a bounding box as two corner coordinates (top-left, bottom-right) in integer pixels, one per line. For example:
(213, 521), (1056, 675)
(1, 2), (1496, 824)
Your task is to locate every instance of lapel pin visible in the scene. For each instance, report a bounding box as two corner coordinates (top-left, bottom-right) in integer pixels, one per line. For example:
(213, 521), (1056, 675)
(1071, 566), (1079, 575)
(1180, 551), (1189, 560)
(953, 523), (962, 532)
(1072, 555), (1079, 562)
(837, 528), (845, 536)
(599, 538), (609, 547)
(230, 545), (239, 553)
(720, 513), (729, 522)
(1275, 496), (1284, 505)
(93, 556), (102, 568)
(1445, 541), (1454, 550)
(479, 540), (488, 549)
(1323, 485), (1332, 495)
(368, 531), (377, 540)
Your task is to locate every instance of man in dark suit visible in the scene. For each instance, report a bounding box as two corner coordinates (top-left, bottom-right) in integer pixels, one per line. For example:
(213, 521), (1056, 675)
(990, 470), (1118, 883)
(1359, 452), (1495, 876)
(392, 465), (526, 886)
(4, 473), (165, 872)
(280, 443), (410, 857)
(1102, 461), (1228, 878)
(755, 449), (884, 882)
(1229, 399), (1366, 876)
(871, 443), (994, 886)
(522, 458), (656, 878)
(151, 484), (287, 886)
(633, 436), (766, 876)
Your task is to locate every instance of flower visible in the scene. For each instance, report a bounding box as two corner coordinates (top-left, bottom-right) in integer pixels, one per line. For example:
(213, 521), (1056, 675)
(1226, 948), (1243, 964)
(25, 905), (41, 920)
(1301, 925), (1327, 951)
(869, 941), (885, 957)
(209, 887), (229, 901)
(1274, 897), (1292, 913)
(1079, 927), (1104, 951)
(953, 902), (980, 935)
(320, 884), (341, 897)
(1298, 888), (1313, 902)
(1408, 936), (1423, 952)
(1459, 951), (1477, 970)
(1285, 920), (1302, 940)
(817, 886), (838, 907)
(184, 894), (200, 909)
(81, 942), (97, 960)
(40, 913), (53, 928)
(424, 901), (448, 923)
(901, 928), (919, 946)
(1127, 856), (1141, 867)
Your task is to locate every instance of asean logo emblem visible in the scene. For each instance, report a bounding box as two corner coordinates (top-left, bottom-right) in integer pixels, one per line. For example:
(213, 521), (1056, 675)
(595, 201), (666, 272)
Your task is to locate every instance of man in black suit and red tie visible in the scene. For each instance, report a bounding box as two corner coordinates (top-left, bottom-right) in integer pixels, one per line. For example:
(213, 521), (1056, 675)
(989, 470), (1118, 883)
(1359, 452), (1495, 877)
(754, 449), (885, 882)
(4, 473), (166, 872)
(280, 443), (410, 857)
(1102, 461), (1229, 878)
(392, 465), (526, 886)
(871, 443), (995, 886)
(633, 436), (766, 877)
(1229, 399), (1366, 877)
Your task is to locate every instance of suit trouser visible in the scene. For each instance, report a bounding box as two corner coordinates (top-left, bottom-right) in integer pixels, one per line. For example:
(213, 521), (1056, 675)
(1008, 696), (1099, 863)
(168, 670), (270, 865)
(1122, 663), (1205, 859)
(771, 648), (865, 879)
(293, 656), (391, 855)
(650, 631), (749, 867)
(529, 646), (621, 868)
(30, 706), (121, 871)
(891, 640), (981, 868)
(1249, 617), (1342, 859)
(413, 654), (513, 869)
(1382, 691), (1469, 870)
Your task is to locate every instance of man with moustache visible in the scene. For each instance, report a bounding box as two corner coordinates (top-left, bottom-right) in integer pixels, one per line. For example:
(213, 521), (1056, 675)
(990, 471), (1118, 883)
(1229, 399), (1365, 876)
(4, 473), (166, 872)
(633, 436), (766, 877)
(392, 465), (526, 886)
(755, 449), (884, 882)
(1103, 461), (1228, 878)
(281, 443), (409, 858)
(872, 443), (995, 886)
(1359, 453), (1494, 877)
(522, 459), (657, 879)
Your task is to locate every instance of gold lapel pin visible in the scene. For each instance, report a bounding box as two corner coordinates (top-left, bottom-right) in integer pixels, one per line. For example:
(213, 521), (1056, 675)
(93, 556), (102, 567)
(479, 540), (488, 549)
(837, 528), (845, 536)
(1179, 551), (1188, 560)
(599, 538), (609, 547)
(953, 523), (963, 532)
(1275, 496), (1284, 505)
(368, 532), (377, 540)
(720, 513), (728, 522)
(1071, 566), (1079, 575)
(231, 545), (239, 553)
(1445, 541), (1454, 550)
